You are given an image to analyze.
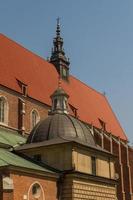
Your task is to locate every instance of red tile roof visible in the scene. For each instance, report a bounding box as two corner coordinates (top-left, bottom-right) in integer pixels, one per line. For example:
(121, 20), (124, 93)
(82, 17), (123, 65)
(0, 34), (127, 141)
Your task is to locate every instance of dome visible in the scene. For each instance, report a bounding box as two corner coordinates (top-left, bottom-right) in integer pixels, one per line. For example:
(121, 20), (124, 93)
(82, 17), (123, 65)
(27, 113), (96, 146)
(27, 86), (96, 146)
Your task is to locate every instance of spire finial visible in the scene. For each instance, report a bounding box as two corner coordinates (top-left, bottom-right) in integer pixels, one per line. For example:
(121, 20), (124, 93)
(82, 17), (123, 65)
(56, 17), (61, 36)
(57, 17), (60, 26)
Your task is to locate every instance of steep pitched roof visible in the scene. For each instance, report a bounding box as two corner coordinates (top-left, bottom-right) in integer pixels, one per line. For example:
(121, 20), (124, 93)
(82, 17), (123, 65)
(0, 34), (127, 141)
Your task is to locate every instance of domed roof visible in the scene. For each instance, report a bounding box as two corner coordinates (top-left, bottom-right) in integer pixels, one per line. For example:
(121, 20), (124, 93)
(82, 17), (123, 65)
(27, 113), (96, 146)
(27, 86), (96, 147)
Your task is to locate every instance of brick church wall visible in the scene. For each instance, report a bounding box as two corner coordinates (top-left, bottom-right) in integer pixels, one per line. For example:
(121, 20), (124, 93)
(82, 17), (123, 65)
(94, 128), (133, 200)
(23, 99), (48, 133)
(0, 88), (19, 129)
(2, 191), (13, 200)
(121, 143), (130, 200)
(10, 172), (57, 200)
(112, 139), (123, 200)
(1, 85), (133, 200)
(129, 147), (133, 196)
(0, 86), (49, 134)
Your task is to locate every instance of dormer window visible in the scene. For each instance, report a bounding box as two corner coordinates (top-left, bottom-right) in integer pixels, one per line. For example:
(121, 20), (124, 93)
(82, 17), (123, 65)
(69, 104), (78, 118)
(99, 118), (106, 131)
(22, 84), (27, 96)
(16, 79), (27, 96)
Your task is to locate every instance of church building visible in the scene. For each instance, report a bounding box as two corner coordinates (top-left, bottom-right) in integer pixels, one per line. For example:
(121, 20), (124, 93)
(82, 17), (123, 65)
(0, 19), (132, 200)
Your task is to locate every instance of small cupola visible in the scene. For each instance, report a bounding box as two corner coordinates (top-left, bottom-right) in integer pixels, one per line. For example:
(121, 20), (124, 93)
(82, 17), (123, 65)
(50, 18), (70, 81)
(49, 81), (69, 114)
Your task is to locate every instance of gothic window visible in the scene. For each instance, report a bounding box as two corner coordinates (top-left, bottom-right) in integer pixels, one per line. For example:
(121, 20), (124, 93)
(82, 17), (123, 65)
(31, 109), (40, 129)
(0, 96), (8, 125)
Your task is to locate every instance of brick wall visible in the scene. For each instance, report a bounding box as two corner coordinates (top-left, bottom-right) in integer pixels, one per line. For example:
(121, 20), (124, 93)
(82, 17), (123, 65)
(24, 99), (48, 133)
(0, 87), (49, 134)
(2, 191), (13, 200)
(1, 86), (133, 200)
(10, 172), (57, 200)
(94, 129), (133, 200)
(0, 89), (18, 129)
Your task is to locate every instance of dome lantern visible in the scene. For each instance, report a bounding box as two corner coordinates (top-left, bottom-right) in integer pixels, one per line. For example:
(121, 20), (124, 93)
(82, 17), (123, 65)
(49, 80), (69, 115)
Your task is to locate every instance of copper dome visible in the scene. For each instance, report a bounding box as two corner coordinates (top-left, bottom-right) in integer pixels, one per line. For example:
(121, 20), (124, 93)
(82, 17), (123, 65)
(27, 113), (96, 146)
(27, 87), (96, 146)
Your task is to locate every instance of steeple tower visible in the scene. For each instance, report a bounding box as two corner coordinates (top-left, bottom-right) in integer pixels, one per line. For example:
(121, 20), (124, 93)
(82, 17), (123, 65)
(50, 18), (70, 81)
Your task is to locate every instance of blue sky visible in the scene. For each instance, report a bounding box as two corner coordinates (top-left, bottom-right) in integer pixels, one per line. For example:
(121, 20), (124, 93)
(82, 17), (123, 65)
(0, 0), (133, 142)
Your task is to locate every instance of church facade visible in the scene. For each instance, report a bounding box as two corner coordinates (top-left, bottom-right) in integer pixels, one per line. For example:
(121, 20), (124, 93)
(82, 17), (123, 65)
(0, 20), (132, 200)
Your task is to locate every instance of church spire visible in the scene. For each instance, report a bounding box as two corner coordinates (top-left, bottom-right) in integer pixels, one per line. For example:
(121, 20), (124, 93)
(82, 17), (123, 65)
(50, 18), (70, 81)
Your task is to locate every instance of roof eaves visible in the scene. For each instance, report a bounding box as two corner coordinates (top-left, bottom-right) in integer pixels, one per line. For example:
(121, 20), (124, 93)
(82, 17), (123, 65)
(0, 165), (58, 179)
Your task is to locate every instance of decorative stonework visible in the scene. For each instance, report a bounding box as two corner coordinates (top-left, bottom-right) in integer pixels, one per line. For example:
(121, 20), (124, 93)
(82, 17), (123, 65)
(72, 180), (117, 200)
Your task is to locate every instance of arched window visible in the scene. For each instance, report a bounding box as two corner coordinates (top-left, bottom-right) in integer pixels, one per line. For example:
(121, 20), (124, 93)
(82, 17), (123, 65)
(28, 182), (45, 200)
(31, 109), (40, 129)
(32, 183), (41, 198)
(0, 96), (8, 125)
